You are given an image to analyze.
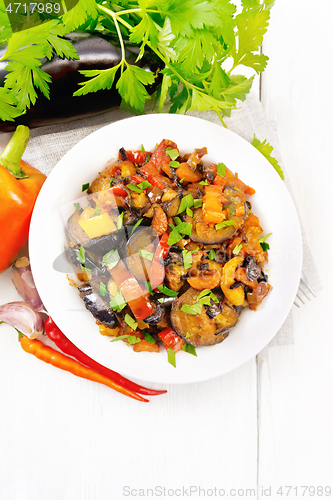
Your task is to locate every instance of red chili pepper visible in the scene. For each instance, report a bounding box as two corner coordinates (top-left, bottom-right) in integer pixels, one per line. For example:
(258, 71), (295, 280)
(158, 327), (184, 353)
(19, 334), (149, 403)
(108, 185), (128, 197)
(44, 317), (166, 396)
(110, 260), (154, 321)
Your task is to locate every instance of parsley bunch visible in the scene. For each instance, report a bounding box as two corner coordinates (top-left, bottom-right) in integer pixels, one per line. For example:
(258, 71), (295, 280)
(0, 0), (274, 123)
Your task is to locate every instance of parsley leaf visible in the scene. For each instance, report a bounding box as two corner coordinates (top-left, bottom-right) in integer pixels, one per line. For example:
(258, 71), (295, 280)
(165, 147), (179, 161)
(116, 65), (155, 111)
(99, 282), (107, 297)
(76, 246), (86, 265)
(251, 136), (285, 180)
(182, 344), (197, 356)
(144, 332), (156, 344)
(157, 285), (178, 297)
(139, 249), (154, 261)
(233, 243), (243, 255)
(124, 314), (138, 331)
(208, 249), (216, 260)
(131, 218), (143, 234)
(102, 249), (120, 270)
(259, 232), (272, 251)
(217, 162), (227, 177)
(215, 220), (236, 230)
(167, 348), (176, 368)
(178, 194), (194, 214)
(181, 303), (203, 315)
(110, 291), (127, 312)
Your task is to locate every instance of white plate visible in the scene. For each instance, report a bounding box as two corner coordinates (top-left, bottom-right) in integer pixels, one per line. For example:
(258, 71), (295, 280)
(29, 114), (302, 384)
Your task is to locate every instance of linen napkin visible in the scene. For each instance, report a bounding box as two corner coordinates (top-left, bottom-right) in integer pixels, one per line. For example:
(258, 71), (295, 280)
(20, 91), (322, 346)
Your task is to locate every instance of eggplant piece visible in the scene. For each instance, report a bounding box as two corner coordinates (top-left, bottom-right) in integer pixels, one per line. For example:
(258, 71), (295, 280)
(0, 33), (161, 131)
(125, 227), (159, 283)
(65, 246), (107, 275)
(170, 287), (240, 347)
(66, 209), (127, 256)
(162, 193), (181, 218)
(164, 252), (188, 292)
(244, 256), (261, 281)
(144, 302), (165, 325)
(78, 283), (118, 328)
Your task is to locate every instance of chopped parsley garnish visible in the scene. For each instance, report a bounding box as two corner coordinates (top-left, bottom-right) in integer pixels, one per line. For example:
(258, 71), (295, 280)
(173, 216), (182, 226)
(127, 335), (141, 345)
(117, 211), (124, 229)
(142, 153), (151, 165)
(197, 289), (219, 306)
(157, 285), (178, 297)
(179, 177), (185, 183)
(228, 205), (235, 216)
(185, 332), (190, 339)
(74, 202), (82, 211)
(144, 281), (155, 296)
(131, 218), (143, 234)
(165, 147), (179, 161)
(143, 332), (156, 344)
(208, 249), (216, 260)
(137, 180), (152, 190)
(109, 291), (126, 312)
(111, 334), (141, 345)
(215, 220), (236, 230)
(233, 243), (243, 255)
(180, 303), (203, 315)
(199, 179), (209, 186)
(141, 144), (145, 152)
(182, 249), (193, 269)
(217, 162), (227, 177)
(167, 348), (176, 368)
(182, 344), (197, 356)
(193, 198), (203, 208)
(259, 233), (272, 252)
(99, 282), (107, 297)
(93, 205), (101, 216)
(102, 249), (120, 270)
(186, 207), (193, 217)
(77, 246), (86, 265)
(127, 183), (142, 193)
(169, 160), (180, 168)
(175, 222), (192, 236)
(177, 193), (194, 214)
(82, 183), (90, 192)
(80, 265), (92, 274)
(139, 249), (154, 261)
(124, 314), (138, 331)
(167, 229), (183, 246)
(109, 177), (113, 187)
(158, 298), (165, 303)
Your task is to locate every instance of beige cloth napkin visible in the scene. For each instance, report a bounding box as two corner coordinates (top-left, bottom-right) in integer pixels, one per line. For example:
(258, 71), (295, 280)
(22, 91), (322, 346)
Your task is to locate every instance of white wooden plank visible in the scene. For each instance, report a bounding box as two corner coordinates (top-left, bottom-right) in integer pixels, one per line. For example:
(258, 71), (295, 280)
(258, 0), (333, 493)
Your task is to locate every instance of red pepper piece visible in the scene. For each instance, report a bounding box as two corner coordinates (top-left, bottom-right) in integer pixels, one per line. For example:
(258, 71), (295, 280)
(130, 174), (145, 184)
(121, 150), (151, 165)
(159, 232), (170, 258)
(150, 242), (165, 290)
(158, 327), (184, 353)
(108, 185), (128, 197)
(110, 260), (154, 321)
(44, 317), (166, 396)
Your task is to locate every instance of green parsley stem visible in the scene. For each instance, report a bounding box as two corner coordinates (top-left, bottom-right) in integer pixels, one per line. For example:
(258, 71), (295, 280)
(96, 5), (127, 66)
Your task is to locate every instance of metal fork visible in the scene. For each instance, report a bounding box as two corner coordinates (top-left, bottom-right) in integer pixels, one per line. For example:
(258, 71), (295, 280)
(294, 271), (316, 307)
